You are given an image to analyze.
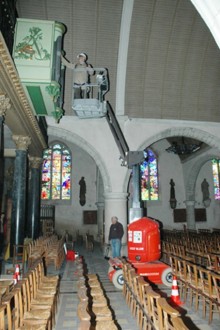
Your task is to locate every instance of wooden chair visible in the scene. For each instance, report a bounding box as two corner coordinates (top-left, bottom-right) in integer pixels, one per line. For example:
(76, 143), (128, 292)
(125, 267), (136, 310)
(207, 254), (220, 272)
(169, 255), (179, 279)
(136, 276), (150, 329)
(37, 259), (59, 283)
(121, 261), (133, 303)
(85, 234), (94, 252)
(95, 320), (118, 330)
(157, 297), (189, 330)
(44, 237), (65, 270)
(209, 271), (220, 324)
(16, 283), (52, 330)
(1, 290), (20, 330)
(32, 266), (59, 315)
(77, 279), (86, 290)
(144, 285), (161, 329)
(176, 257), (189, 301)
(78, 287), (89, 302)
(197, 266), (211, 320)
(0, 304), (7, 330)
(6, 244), (27, 276)
(27, 242), (44, 269)
(148, 286), (161, 329)
(25, 270), (55, 327)
(91, 305), (113, 322)
(77, 301), (91, 330)
(90, 286), (105, 298)
(185, 261), (202, 311)
(1, 285), (50, 330)
(129, 269), (139, 317)
(88, 278), (101, 289)
(91, 294), (108, 308)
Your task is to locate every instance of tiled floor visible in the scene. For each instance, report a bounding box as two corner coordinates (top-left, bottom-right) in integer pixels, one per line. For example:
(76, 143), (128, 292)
(47, 243), (220, 330)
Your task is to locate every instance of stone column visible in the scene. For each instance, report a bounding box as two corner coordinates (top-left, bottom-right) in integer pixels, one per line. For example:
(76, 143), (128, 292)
(185, 200), (196, 230)
(96, 202), (104, 243)
(0, 93), (11, 212)
(27, 156), (42, 240)
(10, 135), (31, 256)
(104, 192), (128, 256)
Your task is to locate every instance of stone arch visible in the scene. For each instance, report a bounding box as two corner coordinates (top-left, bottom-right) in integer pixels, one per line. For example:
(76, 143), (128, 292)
(122, 126), (220, 201)
(185, 152), (220, 201)
(48, 126), (112, 193)
(138, 126), (220, 151)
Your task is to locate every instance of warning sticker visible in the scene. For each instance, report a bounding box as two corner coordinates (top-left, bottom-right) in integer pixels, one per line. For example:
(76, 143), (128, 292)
(133, 231), (142, 243)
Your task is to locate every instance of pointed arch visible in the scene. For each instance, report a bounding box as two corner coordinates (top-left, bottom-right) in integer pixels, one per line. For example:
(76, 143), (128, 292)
(41, 142), (71, 200)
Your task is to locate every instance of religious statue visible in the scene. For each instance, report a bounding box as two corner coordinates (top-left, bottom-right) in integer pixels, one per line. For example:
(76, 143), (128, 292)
(169, 179), (177, 209)
(79, 176), (86, 206)
(201, 178), (211, 207)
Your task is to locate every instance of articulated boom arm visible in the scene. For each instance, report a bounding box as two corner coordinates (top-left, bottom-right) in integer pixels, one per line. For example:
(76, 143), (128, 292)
(70, 65), (144, 221)
(106, 103), (145, 169)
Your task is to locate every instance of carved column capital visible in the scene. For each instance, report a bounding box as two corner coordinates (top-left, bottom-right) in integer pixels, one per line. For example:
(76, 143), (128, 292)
(12, 135), (31, 151)
(29, 156), (43, 169)
(0, 91), (11, 116)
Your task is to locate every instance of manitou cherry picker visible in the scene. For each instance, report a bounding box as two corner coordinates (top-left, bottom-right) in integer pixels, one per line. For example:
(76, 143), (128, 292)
(72, 67), (172, 289)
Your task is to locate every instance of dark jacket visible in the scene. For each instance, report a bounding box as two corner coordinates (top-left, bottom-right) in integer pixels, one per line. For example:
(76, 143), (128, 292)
(109, 222), (124, 240)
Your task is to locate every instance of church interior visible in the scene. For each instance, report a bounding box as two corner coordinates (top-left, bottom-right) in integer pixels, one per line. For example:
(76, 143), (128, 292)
(0, 0), (220, 329)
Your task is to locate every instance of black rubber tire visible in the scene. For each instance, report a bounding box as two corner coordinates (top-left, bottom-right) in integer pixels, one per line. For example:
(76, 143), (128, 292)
(112, 269), (124, 290)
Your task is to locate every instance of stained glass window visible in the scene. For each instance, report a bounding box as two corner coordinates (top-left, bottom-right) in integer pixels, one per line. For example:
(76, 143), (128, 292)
(41, 143), (71, 200)
(212, 159), (220, 200)
(140, 149), (159, 201)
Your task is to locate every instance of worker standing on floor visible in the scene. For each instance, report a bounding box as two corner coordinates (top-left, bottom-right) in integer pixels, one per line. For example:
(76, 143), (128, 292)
(108, 216), (124, 258)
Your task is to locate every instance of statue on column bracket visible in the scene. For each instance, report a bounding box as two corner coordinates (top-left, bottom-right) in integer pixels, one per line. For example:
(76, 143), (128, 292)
(79, 176), (86, 206)
(169, 178), (177, 209)
(201, 178), (211, 208)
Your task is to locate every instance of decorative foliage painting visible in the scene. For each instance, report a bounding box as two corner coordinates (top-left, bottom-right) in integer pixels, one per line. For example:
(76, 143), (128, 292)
(14, 27), (51, 61)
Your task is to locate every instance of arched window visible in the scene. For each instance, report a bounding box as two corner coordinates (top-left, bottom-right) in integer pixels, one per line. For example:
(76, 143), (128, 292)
(41, 143), (71, 200)
(140, 149), (159, 201)
(212, 159), (220, 200)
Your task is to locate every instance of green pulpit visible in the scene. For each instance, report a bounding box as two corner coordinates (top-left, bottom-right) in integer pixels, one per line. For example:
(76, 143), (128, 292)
(13, 18), (66, 122)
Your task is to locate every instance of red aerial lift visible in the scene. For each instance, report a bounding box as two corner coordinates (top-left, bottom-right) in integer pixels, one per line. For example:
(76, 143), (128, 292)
(72, 68), (172, 290)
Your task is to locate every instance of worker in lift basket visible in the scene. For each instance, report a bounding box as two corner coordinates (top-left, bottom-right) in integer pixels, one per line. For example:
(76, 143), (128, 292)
(61, 52), (94, 99)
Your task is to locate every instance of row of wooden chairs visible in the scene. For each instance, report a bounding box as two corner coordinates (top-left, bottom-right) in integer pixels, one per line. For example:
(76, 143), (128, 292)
(162, 229), (220, 254)
(0, 258), (60, 329)
(44, 236), (65, 270)
(27, 235), (58, 268)
(75, 258), (117, 330)
(27, 235), (65, 270)
(169, 254), (220, 324)
(121, 259), (189, 330)
(162, 241), (220, 273)
(6, 236), (60, 276)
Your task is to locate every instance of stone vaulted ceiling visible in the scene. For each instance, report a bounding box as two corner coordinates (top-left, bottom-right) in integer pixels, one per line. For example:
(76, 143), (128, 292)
(16, 0), (220, 123)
